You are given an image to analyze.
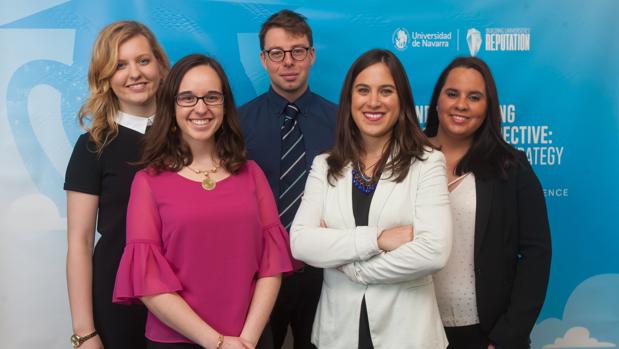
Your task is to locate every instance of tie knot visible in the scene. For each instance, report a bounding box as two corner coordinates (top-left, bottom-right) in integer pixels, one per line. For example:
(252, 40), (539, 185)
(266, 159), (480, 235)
(283, 103), (300, 121)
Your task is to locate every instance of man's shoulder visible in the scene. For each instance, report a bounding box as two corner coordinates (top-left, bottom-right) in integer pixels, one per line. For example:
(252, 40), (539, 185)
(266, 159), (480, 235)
(309, 92), (337, 112)
(238, 93), (269, 117)
(307, 92), (337, 130)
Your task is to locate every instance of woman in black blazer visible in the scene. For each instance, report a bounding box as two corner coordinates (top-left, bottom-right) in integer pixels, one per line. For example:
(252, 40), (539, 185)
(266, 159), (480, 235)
(424, 57), (551, 349)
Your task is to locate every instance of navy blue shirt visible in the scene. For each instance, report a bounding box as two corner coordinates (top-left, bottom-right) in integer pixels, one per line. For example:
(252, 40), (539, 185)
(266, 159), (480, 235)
(239, 87), (337, 197)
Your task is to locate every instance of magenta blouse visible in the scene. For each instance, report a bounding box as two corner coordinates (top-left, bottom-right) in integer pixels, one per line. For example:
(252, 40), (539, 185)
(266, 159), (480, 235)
(113, 161), (295, 343)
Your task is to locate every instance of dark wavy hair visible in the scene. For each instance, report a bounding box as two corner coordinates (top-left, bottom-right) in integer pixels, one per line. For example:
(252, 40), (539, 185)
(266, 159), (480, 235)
(424, 56), (515, 179)
(326, 49), (432, 184)
(139, 54), (246, 174)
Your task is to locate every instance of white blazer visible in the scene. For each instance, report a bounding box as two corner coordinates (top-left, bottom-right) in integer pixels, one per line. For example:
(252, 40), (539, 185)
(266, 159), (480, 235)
(290, 149), (452, 349)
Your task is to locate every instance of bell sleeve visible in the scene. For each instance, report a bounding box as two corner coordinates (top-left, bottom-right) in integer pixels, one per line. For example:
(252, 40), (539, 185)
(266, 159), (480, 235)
(113, 171), (183, 304)
(249, 162), (299, 277)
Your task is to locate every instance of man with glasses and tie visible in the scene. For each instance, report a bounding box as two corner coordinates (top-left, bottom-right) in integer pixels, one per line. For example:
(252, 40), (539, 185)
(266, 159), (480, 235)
(239, 9), (337, 349)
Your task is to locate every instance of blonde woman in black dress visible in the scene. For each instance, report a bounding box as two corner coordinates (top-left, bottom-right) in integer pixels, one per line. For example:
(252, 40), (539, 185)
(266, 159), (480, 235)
(64, 21), (169, 349)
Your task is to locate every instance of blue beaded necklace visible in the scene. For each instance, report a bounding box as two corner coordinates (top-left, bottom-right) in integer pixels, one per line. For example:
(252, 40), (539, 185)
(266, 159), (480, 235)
(352, 165), (378, 194)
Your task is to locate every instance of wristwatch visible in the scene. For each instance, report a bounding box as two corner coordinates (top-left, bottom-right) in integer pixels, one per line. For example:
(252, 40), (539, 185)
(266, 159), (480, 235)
(70, 331), (98, 348)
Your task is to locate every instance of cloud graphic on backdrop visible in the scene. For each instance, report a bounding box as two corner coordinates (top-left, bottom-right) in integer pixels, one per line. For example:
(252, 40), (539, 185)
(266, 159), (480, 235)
(543, 327), (616, 348)
(4, 194), (66, 234)
(532, 274), (619, 349)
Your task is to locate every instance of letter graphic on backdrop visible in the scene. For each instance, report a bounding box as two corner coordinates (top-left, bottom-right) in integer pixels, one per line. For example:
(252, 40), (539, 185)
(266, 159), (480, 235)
(1, 1), (618, 348)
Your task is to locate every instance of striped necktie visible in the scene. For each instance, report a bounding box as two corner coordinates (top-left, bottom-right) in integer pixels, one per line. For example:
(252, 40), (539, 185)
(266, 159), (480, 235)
(278, 103), (307, 231)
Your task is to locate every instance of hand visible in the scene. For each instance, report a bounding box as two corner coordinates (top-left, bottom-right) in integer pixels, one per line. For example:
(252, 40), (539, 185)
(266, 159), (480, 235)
(488, 344), (496, 349)
(221, 336), (254, 349)
(320, 219), (327, 228)
(377, 225), (414, 251)
(240, 336), (256, 349)
(79, 335), (104, 349)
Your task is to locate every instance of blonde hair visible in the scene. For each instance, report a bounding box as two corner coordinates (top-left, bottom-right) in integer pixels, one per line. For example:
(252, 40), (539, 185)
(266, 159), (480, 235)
(78, 20), (170, 153)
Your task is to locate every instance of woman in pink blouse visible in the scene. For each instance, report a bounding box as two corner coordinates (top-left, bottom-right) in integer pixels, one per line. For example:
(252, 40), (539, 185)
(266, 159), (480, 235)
(113, 54), (295, 349)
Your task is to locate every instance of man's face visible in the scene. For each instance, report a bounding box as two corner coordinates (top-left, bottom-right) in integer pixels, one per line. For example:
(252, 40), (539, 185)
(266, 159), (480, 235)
(261, 27), (315, 101)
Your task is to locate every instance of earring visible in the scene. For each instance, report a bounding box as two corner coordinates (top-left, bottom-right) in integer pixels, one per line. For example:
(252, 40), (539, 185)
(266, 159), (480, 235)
(170, 124), (177, 133)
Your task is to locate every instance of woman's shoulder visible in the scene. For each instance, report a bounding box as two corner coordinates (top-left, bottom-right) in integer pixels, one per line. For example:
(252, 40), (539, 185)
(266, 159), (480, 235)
(66, 132), (102, 169)
(244, 160), (268, 183)
(313, 153), (330, 165)
(71, 132), (95, 152)
(133, 168), (156, 182)
(75, 131), (92, 143)
(412, 146), (446, 169)
(245, 160), (264, 177)
(310, 153), (332, 176)
(512, 150), (539, 181)
(245, 159), (259, 171)
(423, 146), (445, 161)
(134, 167), (174, 182)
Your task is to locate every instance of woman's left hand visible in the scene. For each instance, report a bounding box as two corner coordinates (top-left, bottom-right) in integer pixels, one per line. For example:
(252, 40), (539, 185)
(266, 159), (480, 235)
(221, 336), (254, 349)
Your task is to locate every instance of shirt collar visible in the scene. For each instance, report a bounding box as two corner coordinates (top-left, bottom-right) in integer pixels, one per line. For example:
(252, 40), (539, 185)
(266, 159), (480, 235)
(115, 111), (154, 134)
(266, 87), (313, 117)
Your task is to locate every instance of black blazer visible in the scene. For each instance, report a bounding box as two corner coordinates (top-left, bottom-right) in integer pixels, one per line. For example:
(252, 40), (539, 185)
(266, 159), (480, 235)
(474, 151), (551, 349)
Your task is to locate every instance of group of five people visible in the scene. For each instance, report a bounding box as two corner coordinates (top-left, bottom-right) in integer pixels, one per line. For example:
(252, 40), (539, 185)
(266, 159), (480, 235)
(65, 9), (551, 349)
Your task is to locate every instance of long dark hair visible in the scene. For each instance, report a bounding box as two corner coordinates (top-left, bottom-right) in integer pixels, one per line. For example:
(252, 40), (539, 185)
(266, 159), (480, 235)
(326, 49), (432, 184)
(425, 56), (515, 179)
(139, 54), (246, 173)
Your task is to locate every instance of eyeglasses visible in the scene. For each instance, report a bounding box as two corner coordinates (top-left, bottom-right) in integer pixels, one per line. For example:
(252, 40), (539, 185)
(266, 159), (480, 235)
(175, 92), (224, 107)
(263, 47), (311, 62)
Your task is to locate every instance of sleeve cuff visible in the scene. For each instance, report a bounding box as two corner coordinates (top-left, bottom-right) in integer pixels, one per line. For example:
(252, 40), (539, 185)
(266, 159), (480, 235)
(354, 226), (381, 261)
(113, 241), (183, 304)
(258, 223), (298, 277)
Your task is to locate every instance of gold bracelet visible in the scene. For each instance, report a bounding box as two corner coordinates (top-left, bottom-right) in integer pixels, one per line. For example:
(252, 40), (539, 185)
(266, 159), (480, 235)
(215, 334), (224, 349)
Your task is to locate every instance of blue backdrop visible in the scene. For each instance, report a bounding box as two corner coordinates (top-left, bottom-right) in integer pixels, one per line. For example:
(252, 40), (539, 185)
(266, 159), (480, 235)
(1, 1), (617, 348)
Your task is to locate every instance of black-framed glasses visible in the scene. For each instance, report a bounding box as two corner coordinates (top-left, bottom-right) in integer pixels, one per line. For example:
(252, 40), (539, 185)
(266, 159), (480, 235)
(175, 92), (224, 107)
(263, 47), (311, 62)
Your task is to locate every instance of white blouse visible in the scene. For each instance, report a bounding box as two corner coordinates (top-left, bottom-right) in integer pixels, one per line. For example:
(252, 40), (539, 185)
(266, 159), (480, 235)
(434, 173), (480, 327)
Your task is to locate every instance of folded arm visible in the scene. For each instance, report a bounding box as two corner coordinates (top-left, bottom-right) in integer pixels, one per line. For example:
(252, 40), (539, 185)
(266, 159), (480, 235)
(340, 152), (453, 284)
(290, 156), (381, 268)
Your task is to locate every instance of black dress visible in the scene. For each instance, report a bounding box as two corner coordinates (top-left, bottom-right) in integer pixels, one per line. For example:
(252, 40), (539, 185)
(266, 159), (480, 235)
(65, 125), (147, 349)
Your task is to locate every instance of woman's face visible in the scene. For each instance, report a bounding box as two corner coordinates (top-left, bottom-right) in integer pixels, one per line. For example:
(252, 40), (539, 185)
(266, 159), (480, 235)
(110, 34), (163, 116)
(175, 64), (225, 151)
(436, 67), (488, 142)
(350, 62), (400, 147)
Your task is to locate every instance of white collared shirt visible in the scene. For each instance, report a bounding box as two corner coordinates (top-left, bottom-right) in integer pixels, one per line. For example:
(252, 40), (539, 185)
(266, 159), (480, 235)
(115, 111), (154, 134)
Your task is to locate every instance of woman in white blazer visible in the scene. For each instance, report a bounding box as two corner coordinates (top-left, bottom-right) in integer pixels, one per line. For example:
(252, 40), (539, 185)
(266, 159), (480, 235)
(290, 49), (452, 349)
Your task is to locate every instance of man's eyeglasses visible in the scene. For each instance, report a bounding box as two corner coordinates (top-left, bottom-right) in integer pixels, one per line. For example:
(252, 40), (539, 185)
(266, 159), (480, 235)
(175, 92), (224, 107)
(263, 47), (311, 62)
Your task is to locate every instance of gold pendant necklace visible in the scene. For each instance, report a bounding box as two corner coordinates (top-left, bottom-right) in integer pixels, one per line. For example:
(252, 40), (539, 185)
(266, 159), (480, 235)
(186, 163), (221, 191)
